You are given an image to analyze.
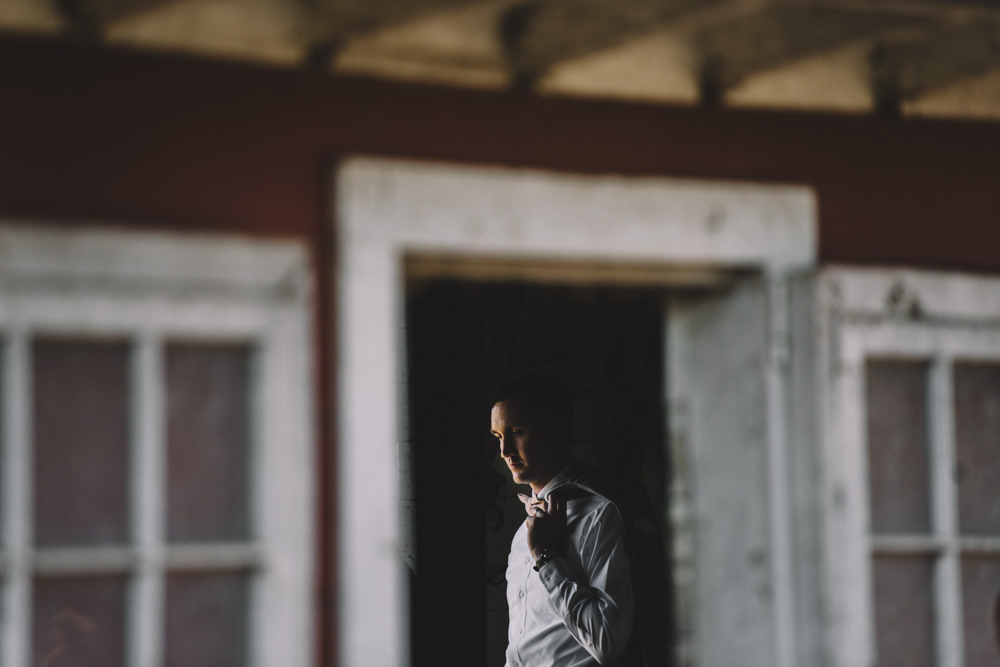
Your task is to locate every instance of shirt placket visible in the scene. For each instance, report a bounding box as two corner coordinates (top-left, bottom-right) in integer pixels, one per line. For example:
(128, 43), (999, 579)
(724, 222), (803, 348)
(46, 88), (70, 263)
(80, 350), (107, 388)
(509, 551), (533, 667)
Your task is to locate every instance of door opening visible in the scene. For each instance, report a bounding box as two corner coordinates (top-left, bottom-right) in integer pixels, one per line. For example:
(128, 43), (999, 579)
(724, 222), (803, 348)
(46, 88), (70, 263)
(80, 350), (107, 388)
(405, 277), (674, 667)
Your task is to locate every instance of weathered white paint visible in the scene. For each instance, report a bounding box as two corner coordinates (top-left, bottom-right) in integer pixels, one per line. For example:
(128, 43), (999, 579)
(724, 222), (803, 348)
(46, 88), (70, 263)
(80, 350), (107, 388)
(29, 542), (266, 575)
(930, 355), (964, 667)
(335, 157), (816, 667)
(129, 334), (166, 667)
(765, 273), (797, 667)
(0, 223), (315, 667)
(811, 267), (1000, 667)
(669, 284), (777, 666)
(0, 332), (31, 667)
(665, 306), (698, 667)
(787, 274), (827, 667)
(820, 267), (1000, 320)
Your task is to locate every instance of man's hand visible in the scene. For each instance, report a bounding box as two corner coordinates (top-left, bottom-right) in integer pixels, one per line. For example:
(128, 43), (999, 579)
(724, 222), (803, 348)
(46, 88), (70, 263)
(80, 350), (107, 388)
(525, 493), (566, 560)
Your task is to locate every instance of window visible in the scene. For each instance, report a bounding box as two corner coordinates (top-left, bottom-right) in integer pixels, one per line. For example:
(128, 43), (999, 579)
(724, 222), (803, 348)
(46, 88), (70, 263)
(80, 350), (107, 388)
(0, 225), (314, 667)
(818, 268), (1000, 667)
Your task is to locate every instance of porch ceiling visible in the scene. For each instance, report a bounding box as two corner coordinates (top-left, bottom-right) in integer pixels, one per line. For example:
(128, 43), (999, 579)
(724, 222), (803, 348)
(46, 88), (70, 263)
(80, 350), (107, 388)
(4, 0), (1000, 121)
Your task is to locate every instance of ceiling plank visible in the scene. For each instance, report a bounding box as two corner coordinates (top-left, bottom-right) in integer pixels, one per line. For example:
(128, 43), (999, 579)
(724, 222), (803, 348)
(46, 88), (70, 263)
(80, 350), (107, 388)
(303, 0), (490, 47)
(103, 0), (310, 66)
(871, 19), (1000, 104)
(498, 0), (725, 86)
(694, 5), (928, 104)
(332, 0), (513, 88)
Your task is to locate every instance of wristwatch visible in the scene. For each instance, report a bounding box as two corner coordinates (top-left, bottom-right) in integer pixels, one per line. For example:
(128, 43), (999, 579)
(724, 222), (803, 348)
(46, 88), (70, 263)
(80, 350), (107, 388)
(533, 548), (556, 572)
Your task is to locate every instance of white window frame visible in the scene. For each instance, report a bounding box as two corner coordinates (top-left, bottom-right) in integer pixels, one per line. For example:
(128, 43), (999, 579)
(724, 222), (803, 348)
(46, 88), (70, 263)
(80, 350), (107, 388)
(816, 267), (1000, 667)
(335, 157), (816, 667)
(0, 223), (315, 667)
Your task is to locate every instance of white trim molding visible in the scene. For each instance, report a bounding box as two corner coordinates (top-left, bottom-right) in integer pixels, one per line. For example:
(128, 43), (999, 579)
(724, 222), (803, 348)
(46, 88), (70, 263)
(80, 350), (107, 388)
(335, 157), (817, 667)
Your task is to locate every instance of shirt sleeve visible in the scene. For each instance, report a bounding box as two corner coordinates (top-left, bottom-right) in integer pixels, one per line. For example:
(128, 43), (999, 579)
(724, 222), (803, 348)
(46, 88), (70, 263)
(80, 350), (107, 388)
(536, 502), (634, 665)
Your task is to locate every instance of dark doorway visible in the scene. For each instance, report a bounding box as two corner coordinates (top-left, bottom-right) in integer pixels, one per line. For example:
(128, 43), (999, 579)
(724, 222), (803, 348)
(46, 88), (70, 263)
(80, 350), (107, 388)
(405, 276), (673, 666)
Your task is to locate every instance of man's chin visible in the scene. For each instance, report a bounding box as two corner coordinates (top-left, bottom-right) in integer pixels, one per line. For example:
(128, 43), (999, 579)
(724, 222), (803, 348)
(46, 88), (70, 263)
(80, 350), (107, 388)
(509, 470), (530, 486)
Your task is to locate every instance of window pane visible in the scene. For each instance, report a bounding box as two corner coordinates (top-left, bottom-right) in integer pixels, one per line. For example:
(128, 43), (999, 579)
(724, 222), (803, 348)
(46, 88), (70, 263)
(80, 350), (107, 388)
(866, 360), (932, 534)
(33, 340), (130, 547)
(32, 576), (127, 667)
(166, 344), (251, 542)
(164, 572), (248, 667)
(961, 556), (1000, 667)
(953, 362), (1000, 536)
(873, 555), (937, 667)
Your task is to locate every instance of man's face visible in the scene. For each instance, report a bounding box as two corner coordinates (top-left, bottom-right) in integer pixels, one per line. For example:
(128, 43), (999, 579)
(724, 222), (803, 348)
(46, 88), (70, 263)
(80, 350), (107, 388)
(490, 400), (557, 491)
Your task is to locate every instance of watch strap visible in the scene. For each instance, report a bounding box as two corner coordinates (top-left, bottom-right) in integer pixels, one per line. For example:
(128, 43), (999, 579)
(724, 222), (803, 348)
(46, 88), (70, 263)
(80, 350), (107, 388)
(533, 549), (556, 571)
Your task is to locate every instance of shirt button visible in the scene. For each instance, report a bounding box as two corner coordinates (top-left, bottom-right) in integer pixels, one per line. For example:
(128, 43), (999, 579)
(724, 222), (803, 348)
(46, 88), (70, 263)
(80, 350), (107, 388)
(512, 663), (519, 667)
(524, 556), (531, 564)
(518, 590), (525, 598)
(517, 628), (523, 635)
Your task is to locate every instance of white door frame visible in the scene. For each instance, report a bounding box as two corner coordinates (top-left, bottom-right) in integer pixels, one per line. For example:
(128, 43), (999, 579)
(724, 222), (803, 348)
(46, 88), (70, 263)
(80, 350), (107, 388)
(334, 157), (816, 667)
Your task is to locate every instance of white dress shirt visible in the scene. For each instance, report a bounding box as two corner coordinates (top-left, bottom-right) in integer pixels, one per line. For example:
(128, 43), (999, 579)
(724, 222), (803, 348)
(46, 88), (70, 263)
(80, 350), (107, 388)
(504, 466), (634, 667)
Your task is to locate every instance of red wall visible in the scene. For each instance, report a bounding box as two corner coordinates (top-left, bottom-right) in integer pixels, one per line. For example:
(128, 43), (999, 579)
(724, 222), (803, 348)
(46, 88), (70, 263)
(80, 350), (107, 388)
(4, 31), (1000, 667)
(3, 32), (1000, 270)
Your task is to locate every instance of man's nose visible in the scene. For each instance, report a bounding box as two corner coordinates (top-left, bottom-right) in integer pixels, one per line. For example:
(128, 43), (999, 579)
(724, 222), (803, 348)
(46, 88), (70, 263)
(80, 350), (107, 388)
(498, 435), (512, 457)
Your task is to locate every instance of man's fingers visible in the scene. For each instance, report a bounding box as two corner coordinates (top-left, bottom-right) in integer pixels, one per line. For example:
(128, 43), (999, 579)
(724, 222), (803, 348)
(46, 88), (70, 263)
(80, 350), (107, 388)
(519, 493), (552, 516)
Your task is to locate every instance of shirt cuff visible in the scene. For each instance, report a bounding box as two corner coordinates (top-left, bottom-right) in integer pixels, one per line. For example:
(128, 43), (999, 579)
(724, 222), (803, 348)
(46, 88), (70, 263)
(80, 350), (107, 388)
(536, 555), (574, 591)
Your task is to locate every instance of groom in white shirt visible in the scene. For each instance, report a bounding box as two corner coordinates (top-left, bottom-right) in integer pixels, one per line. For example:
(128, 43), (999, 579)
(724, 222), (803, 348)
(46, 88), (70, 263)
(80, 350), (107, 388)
(490, 376), (634, 667)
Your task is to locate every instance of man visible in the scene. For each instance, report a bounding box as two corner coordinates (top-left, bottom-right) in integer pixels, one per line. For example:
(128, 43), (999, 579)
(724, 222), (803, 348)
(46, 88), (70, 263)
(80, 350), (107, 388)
(490, 376), (634, 667)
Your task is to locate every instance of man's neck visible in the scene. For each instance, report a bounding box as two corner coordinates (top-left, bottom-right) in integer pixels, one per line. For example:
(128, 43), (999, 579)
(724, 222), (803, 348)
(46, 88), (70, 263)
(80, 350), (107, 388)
(530, 461), (574, 498)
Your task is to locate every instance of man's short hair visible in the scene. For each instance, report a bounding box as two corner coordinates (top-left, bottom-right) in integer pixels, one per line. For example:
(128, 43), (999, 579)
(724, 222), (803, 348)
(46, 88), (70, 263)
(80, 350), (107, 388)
(492, 374), (573, 437)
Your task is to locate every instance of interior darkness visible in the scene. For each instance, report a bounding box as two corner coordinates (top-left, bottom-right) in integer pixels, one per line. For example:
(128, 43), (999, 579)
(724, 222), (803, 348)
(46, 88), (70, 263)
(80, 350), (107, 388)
(406, 278), (674, 667)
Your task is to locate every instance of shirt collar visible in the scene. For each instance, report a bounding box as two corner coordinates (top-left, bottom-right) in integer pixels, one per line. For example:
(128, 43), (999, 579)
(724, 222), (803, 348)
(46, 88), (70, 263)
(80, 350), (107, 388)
(535, 464), (575, 501)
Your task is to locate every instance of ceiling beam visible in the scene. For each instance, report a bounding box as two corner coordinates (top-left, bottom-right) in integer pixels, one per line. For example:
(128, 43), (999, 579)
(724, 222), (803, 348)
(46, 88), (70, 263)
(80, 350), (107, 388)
(694, 5), (928, 105)
(870, 19), (1000, 114)
(54, 0), (178, 33)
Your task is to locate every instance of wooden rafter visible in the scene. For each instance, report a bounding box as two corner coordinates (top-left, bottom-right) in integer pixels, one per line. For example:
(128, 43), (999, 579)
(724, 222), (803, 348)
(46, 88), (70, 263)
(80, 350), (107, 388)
(55, 0), (178, 29)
